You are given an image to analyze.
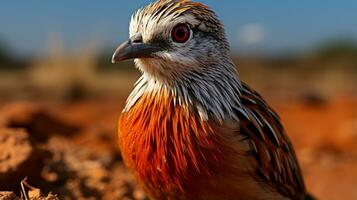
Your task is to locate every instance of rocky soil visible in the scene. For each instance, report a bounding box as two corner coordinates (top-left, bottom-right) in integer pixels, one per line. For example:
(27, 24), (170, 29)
(0, 94), (356, 200)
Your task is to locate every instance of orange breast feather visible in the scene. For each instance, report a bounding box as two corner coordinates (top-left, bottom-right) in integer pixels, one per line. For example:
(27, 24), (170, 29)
(118, 92), (240, 199)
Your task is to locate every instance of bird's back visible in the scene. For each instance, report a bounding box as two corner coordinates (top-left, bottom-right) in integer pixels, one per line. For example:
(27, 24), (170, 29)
(238, 83), (307, 200)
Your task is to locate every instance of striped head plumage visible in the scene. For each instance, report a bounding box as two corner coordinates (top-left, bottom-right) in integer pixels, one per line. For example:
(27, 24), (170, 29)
(113, 0), (242, 122)
(113, 1), (311, 200)
(122, 0), (230, 81)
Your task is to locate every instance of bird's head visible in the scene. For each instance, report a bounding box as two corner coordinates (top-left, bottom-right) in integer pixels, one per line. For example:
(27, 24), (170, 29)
(112, 0), (232, 83)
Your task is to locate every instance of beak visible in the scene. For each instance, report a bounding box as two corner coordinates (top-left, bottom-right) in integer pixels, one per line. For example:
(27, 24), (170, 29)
(112, 33), (162, 63)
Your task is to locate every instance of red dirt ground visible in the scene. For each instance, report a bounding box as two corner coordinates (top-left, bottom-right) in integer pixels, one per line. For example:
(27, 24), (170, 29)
(0, 93), (356, 199)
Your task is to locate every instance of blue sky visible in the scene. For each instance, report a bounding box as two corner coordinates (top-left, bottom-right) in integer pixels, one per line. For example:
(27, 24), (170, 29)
(1, 0), (357, 57)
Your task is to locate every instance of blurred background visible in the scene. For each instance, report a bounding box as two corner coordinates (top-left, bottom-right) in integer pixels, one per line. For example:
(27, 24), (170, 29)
(0, 1), (356, 200)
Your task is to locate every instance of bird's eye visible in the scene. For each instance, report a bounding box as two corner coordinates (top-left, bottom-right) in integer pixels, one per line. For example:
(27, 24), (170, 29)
(171, 24), (191, 43)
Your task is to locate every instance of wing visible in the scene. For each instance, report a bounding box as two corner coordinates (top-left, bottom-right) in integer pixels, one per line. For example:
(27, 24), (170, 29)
(236, 82), (307, 199)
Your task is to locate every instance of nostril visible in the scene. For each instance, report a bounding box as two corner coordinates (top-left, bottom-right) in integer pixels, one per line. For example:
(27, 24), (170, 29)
(131, 33), (143, 44)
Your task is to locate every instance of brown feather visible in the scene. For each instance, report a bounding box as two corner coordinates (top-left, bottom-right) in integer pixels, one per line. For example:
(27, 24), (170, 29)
(238, 82), (307, 199)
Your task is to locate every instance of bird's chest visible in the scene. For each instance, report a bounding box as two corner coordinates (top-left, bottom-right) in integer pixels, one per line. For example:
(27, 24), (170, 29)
(118, 95), (239, 199)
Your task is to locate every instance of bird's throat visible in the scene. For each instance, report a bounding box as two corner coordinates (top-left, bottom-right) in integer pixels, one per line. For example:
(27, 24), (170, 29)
(118, 89), (237, 198)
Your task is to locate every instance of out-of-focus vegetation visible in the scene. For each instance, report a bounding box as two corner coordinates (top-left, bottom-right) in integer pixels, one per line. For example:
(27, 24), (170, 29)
(0, 37), (356, 102)
(315, 39), (357, 62)
(2, 38), (357, 72)
(0, 41), (25, 70)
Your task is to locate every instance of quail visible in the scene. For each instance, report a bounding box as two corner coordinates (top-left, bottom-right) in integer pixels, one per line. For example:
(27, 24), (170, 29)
(112, 1), (312, 199)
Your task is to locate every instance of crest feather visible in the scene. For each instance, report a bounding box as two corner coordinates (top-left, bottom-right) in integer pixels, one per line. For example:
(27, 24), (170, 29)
(133, 0), (222, 33)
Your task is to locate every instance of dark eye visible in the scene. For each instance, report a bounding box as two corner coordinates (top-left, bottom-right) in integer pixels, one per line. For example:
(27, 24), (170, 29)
(171, 24), (191, 43)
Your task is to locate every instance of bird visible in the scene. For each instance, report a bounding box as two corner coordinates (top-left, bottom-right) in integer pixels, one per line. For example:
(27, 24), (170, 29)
(112, 0), (312, 199)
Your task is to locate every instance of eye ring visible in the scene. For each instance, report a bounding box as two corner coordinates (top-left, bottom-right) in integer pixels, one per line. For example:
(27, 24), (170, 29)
(171, 24), (191, 43)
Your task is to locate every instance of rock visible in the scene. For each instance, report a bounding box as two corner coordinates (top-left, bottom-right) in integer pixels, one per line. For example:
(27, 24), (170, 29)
(30, 193), (59, 200)
(28, 188), (41, 199)
(0, 191), (59, 200)
(0, 128), (44, 190)
(20, 178), (60, 200)
(0, 191), (20, 200)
